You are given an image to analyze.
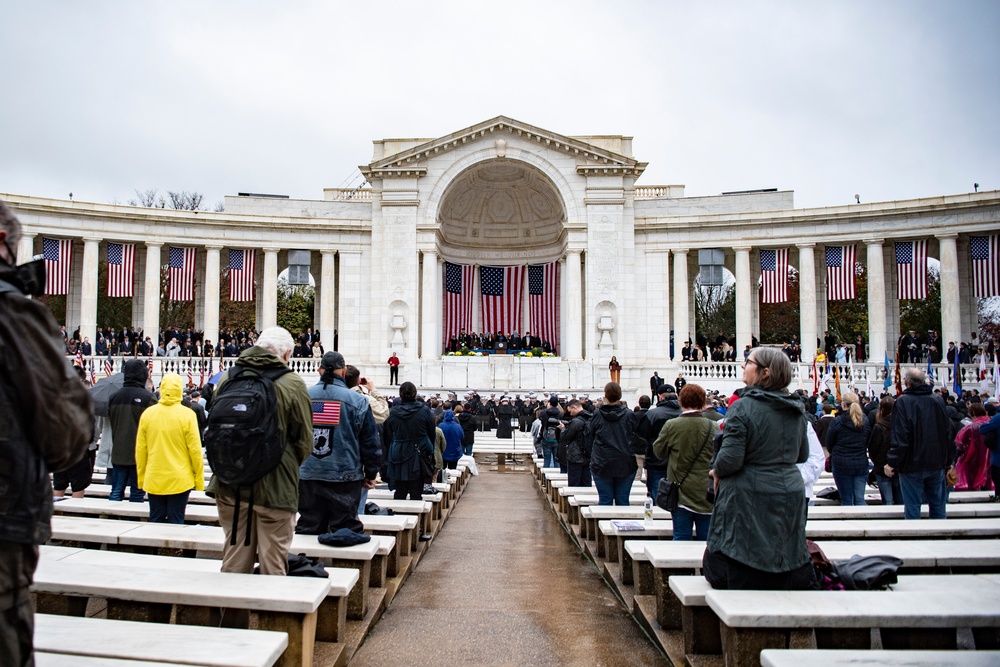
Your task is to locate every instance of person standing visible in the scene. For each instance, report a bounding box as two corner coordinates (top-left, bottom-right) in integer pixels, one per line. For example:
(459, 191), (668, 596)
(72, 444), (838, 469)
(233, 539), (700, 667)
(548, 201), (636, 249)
(649, 371), (663, 396)
(135, 374), (204, 523)
(635, 384), (681, 504)
(439, 409), (464, 469)
(0, 201), (92, 666)
(867, 397), (902, 505)
(387, 352), (400, 385)
(206, 327), (313, 582)
(560, 399), (593, 487)
(609, 356), (622, 384)
(108, 360), (158, 502)
(382, 382), (436, 501)
(586, 382), (638, 506)
(826, 392), (872, 506)
(297, 352), (381, 536)
(884, 368), (954, 520)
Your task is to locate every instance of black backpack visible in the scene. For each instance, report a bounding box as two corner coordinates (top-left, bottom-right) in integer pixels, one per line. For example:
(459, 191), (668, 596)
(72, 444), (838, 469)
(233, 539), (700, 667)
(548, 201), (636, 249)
(205, 364), (290, 544)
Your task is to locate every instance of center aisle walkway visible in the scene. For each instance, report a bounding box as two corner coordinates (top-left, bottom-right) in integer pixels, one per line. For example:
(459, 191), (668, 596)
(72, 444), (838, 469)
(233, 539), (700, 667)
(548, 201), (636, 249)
(350, 466), (668, 667)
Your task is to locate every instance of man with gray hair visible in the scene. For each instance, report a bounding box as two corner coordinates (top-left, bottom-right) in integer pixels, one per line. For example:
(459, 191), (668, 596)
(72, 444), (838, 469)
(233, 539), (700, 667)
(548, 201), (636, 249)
(206, 326), (312, 589)
(0, 201), (92, 665)
(885, 367), (954, 520)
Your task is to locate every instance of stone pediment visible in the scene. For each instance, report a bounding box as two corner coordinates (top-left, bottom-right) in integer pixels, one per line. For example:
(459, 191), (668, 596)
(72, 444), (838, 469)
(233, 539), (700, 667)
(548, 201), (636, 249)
(360, 116), (647, 179)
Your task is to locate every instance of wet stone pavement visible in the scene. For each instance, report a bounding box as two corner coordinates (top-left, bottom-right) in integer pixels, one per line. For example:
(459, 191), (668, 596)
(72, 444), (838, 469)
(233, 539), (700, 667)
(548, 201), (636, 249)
(349, 466), (668, 667)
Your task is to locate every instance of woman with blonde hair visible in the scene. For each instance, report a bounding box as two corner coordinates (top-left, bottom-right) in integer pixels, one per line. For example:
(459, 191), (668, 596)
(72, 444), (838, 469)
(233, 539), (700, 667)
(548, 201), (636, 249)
(826, 392), (872, 505)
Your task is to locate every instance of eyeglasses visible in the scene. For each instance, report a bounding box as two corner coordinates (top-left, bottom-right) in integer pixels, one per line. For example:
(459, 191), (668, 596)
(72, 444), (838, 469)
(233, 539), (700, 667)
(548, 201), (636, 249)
(743, 358), (763, 370)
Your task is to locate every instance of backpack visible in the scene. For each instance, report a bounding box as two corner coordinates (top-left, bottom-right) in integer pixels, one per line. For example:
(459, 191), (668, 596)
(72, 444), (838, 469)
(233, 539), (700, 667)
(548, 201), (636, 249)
(204, 364), (290, 545)
(832, 554), (903, 590)
(543, 425), (558, 444)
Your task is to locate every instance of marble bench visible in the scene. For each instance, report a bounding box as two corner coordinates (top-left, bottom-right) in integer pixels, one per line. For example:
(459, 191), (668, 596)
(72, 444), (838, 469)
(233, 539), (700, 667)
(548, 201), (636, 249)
(33, 557), (330, 667)
(670, 573), (1000, 659)
(760, 648), (1000, 667)
(364, 498), (434, 535)
(578, 506), (669, 542)
(40, 544), (358, 644)
(554, 482), (645, 512)
(640, 539), (1000, 636)
(48, 516), (391, 622)
(35, 654), (194, 667)
(35, 613), (289, 667)
(708, 585), (1000, 667)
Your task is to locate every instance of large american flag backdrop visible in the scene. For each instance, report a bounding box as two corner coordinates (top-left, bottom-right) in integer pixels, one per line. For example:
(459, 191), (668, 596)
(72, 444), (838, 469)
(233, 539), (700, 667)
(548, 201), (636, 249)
(759, 248), (788, 304)
(825, 245), (856, 301)
(168, 246), (197, 301)
(971, 235), (999, 298)
(228, 248), (256, 301)
(895, 239), (927, 300)
(480, 265), (525, 335)
(43, 237), (72, 295)
(106, 242), (135, 297)
(529, 262), (559, 353)
(443, 262), (474, 348)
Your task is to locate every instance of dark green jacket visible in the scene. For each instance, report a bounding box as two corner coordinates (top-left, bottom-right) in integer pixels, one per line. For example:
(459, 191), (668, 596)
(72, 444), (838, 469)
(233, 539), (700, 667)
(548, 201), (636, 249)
(652, 413), (715, 514)
(707, 387), (810, 573)
(205, 347), (312, 512)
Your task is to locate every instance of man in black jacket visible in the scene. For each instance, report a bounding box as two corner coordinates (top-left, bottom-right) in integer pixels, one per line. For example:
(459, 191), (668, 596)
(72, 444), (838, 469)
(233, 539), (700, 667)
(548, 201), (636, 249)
(560, 400), (592, 486)
(635, 384), (681, 504)
(108, 360), (158, 502)
(0, 201), (92, 666)
(885, 368), (954, 520)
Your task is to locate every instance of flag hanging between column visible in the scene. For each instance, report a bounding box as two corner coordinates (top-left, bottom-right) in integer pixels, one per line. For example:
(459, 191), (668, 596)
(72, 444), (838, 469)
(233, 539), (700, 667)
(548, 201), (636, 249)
(760, 248), (788, 303)
(106, 242), (135, 297)
(228, 248), (256, 301)
(825, 245), (856, 300)
(43, 237), (72, 295)
(443, 262), (474, 349)
(480, 265), (525, 335)
(168, 247), (196, 301)
(895, 240), (928, 299)
(971, 235), (999, 297)
(528, 262), (560, 353)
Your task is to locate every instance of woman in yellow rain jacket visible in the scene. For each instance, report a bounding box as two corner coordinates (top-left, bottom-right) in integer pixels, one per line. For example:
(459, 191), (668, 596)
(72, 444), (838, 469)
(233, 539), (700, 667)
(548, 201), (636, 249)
(136, 373), (204, 523)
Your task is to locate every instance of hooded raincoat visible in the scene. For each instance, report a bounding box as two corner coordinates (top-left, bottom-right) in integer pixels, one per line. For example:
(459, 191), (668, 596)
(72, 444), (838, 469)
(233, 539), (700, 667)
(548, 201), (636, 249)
(135, 374), (205, 495)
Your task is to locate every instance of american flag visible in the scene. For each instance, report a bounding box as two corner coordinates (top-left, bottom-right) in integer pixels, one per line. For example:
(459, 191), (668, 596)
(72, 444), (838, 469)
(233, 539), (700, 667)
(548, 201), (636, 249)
(825, 245), (856, 301)
(480, 265), (525, 336)
(168, 247), (196, 301)
(106, 242), (135, 297)
(443, 262), (474, 350)
(312, 400), (342, 425)
(104, 357), (113, 377)
(187, 363), (193, 387)
(200, 362), (205, 387)
(146, 356), (153, 377)
(43, 238), (72, 295)
(760, 248), (788, 304)
(228, 248), (256, 301)
(971, 235), (999, 298)
(74, 349), (84, 368)
(895, 240), (927, 300)
(528, 263), (559, 353)
(89, 362), (96, 387)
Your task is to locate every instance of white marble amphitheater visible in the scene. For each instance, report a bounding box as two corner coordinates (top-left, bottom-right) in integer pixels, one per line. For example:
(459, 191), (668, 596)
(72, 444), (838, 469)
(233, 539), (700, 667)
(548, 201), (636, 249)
(5, 116), (999, 394)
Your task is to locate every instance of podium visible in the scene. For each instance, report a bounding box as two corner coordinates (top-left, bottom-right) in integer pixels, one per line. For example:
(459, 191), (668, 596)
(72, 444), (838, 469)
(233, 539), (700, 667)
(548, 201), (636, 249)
(495, 341), (508, 354)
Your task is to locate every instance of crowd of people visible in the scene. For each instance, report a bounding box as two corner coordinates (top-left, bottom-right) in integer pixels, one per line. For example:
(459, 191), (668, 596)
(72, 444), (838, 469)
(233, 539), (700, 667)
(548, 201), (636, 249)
(447, 329), (555, 354)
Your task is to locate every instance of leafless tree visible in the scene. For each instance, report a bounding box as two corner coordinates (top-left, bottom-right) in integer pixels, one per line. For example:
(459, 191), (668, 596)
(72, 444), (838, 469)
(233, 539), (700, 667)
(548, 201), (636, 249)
(128, 188), (159, 207)
(167, 191), (204, 210)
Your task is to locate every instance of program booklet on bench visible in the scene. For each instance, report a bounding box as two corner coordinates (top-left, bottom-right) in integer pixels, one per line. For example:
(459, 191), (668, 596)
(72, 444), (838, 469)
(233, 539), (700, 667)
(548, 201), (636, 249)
(611, 521), (645, 531)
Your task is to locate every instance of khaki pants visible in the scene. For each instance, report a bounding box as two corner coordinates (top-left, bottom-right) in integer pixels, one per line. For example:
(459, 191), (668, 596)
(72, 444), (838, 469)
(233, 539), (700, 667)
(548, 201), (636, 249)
(215, 495), (295, 576)
(635, 454), (645, 482)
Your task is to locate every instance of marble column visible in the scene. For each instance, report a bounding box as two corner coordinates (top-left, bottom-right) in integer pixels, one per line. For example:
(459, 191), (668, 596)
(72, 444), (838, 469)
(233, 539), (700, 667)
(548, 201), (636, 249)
(672, 249), (689, 361)
(16, 233), (35, 265)
(938, 234), (961, 349)
(797, 244), (817, 358)
(734, 247), (752, 353)
(79, 238), (100, 345)
(203, 245), (222, 345)
(261, 248), (279, 331)
(143, 242), (162, 346)
(319, 250), (336, 346)
(564, 250), (583, 360)
(865, 240), (887, 363)
(421, 249), (439, 359)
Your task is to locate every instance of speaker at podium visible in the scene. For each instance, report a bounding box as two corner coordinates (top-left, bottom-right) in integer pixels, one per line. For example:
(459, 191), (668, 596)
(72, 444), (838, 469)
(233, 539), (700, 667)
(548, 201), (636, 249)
(495, 341), (508, 354)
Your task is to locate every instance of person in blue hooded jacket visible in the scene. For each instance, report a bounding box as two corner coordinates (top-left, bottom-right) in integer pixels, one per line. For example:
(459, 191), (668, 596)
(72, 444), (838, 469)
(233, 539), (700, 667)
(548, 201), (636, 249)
(440, 409), (464, 469)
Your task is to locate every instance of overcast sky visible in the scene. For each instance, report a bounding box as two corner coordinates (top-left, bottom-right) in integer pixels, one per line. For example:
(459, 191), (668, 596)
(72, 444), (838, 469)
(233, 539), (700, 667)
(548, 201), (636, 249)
(2, 0), (998, 211)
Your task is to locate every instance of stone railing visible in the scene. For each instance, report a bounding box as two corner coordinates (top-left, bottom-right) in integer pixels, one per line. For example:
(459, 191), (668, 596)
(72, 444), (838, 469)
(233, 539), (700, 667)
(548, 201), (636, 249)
(72, 355), (322, 386)
(634, 185), (684, 199)
(324, 187), (374, 201)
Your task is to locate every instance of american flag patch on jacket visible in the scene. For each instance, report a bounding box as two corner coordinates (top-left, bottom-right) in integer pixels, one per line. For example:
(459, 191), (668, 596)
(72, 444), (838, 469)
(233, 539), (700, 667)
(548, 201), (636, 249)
(312, 401), (341, 425)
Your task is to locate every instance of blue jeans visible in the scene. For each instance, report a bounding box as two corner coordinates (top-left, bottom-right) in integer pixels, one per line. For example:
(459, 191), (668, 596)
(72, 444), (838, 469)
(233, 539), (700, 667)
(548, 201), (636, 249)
(358, 487), (368, 515)
(899, 469), (947, 520)
(147, 491), (190, 524)
(592, 470), (636, 506)
(672, 506), (711, 541)
(542, 442), (558, 469)
(109, 465), (144, 503)
(462, 444), (474, 457)
(832, 471), (868, 506)
(875, 473), (903, 505)
(646, 468), (666, 505)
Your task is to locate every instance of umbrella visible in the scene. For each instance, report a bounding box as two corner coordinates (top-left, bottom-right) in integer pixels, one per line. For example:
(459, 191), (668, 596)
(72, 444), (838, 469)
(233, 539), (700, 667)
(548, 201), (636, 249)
(89, 372), (124, 417)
